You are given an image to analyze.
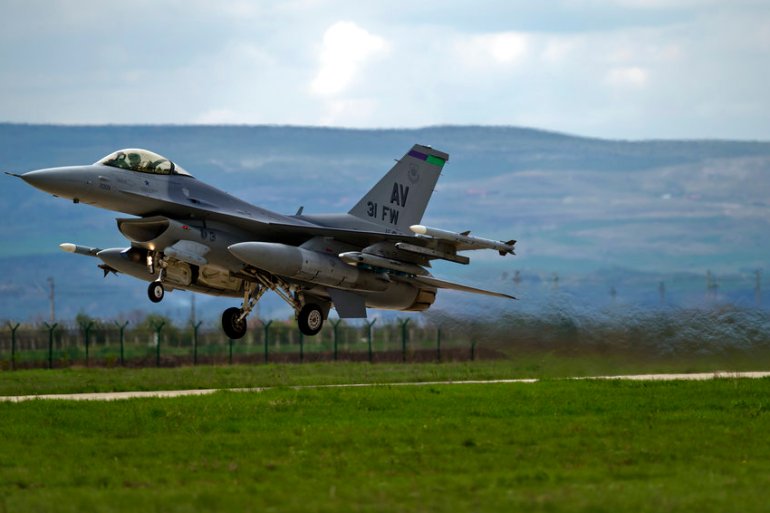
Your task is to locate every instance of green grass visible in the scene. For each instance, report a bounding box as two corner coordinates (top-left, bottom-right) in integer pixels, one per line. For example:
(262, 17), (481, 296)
(1, 379), (770, 512)
(2, 351), (770, 397)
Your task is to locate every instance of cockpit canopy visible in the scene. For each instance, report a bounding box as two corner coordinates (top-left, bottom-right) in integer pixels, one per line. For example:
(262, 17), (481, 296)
(95, 149), (192, 177)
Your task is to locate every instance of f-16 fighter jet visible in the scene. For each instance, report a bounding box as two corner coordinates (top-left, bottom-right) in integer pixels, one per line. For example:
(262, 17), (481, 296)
(11, 144), (515, 338)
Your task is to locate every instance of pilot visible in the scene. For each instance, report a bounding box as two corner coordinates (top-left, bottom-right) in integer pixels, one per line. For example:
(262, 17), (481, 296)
(110, 152), (130, 169)
(127, 153), (142, 171)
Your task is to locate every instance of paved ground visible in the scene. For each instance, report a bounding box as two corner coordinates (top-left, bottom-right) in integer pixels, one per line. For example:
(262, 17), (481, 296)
(2, 371), (769, 403)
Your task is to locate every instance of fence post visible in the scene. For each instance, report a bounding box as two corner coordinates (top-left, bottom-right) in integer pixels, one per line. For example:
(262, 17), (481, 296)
(192, 321), (202, 366)
(263, 320), (273, 364)
(152, 321), (165, 367)
(470, 339), (477, 361)
(43, 322), (58, 369)
(436, 327), (441, 362)
(299, 331), (304, 363)
(114, 321), (129, 366)
(399, 318), (410, 363)
(7, 322), (20, 371)
(331, 319), (341, 361)
(80, 321), (95, 367)
(366, 319), (377, 363)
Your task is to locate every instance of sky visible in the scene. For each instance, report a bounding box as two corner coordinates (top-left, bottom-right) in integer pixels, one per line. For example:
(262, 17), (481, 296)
(1, 0), (769, 140)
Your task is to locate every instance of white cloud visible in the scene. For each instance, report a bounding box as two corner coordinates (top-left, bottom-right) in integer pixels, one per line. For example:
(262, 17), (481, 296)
(0, 2), (769, 138)
(605, 66), (649, 88)
(311, 21), (388, 96)
(455, 32), (530, 68)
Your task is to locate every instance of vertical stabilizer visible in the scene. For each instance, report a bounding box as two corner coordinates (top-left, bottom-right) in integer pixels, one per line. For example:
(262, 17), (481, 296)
(348, 144), (448, 233)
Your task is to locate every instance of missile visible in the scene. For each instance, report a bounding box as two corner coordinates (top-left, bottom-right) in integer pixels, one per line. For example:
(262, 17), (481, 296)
(339, 251), (428, 276)
(410, 225), (516, 255)
(59, 243), (101, 257)
(228, 242), (389, 292)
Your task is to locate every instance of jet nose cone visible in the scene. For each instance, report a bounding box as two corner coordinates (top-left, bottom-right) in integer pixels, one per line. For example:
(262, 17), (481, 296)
(21, 169), (60, 190)
(20, 167), (81, 198)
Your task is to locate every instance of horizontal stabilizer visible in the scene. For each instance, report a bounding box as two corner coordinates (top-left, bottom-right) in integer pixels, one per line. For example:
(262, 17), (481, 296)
(411, 275), (516, 300)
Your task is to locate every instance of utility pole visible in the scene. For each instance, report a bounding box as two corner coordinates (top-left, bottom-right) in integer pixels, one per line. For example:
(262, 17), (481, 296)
(706, 270), (718, 301)
(658, 281), (666, 305)
(47, 277), (55, 322)
(190, 294), (196, 326)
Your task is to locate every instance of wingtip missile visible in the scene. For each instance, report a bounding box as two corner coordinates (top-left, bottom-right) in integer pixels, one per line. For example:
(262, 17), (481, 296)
(409, 225), (516, 255)
(60, 243), (101, 257)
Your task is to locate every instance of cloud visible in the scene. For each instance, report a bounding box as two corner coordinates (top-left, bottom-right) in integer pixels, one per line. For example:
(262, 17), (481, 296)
(452, 32), (530, 72)
(605, 66), (650, 88)
(0, 2), (769, 138)
(311, 21), (388, 96)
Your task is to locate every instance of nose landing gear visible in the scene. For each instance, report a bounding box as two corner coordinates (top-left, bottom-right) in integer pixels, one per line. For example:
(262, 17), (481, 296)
(146, 250), (166, 303)
(148, 281), (164, 303)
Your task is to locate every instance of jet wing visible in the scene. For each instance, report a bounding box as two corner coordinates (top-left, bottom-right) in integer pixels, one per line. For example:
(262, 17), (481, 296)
(116, 189), (319, 238)
(397, 275), (516, 300)
(266, 221), (417, 246)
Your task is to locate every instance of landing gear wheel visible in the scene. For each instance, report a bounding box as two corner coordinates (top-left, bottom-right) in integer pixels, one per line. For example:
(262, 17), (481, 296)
(222, 307), (247, 340)
(298, 303), (324, 336)
(148, 281), (164, 303)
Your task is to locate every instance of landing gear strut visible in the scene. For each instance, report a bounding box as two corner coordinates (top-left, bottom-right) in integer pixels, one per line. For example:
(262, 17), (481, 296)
(220, 282), (267, 340)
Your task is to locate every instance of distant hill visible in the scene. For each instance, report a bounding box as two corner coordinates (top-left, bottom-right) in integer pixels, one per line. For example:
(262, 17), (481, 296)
(1, 124), (768, 322)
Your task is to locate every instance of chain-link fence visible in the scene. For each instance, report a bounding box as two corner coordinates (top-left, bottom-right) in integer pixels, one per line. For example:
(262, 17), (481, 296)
(0, 319), (493, 370)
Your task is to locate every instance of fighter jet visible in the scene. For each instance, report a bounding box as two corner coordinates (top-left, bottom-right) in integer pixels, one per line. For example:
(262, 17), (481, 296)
(10, 144), (515, 338)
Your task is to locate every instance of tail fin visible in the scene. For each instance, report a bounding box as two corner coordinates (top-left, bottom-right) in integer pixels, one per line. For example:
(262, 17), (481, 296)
(349, 144), (448, 233)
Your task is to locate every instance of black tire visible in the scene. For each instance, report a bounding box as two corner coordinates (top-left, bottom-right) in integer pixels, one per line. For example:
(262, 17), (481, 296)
(298, 303), (324, 336)
(148, 281), (164, 303)
(222, 307), (247, 339)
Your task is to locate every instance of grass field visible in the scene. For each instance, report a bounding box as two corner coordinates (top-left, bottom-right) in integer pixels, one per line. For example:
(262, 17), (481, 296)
(3, 349), (770, 397)
(1, 377), (770, 512)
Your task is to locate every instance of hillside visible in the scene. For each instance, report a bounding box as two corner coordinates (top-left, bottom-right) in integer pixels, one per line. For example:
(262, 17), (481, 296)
(1, 124), (768, 322)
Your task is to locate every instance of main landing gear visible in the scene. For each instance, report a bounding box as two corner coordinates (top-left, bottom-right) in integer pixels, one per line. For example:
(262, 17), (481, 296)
(297, 303), (324, 336)
(220, 277), (327, 339)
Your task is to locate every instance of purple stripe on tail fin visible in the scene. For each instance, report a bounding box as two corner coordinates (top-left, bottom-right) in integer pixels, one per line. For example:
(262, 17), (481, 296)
(408, 149), (428, 160)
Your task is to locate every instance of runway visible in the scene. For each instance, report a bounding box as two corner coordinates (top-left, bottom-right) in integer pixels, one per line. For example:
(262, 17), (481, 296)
(1, 371), (769, 403)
